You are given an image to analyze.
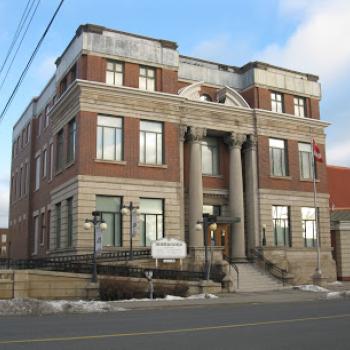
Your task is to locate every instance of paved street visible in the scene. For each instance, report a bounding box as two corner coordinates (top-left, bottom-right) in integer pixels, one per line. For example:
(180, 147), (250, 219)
(0, 297), (350, 349)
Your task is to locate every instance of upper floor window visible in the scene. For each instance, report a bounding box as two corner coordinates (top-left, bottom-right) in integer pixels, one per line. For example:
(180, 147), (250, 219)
(67, 118), (77, 163)
(271, 92), (283, 113)
(202, 137), (219, 175)
(272, 206), (290, 247)
(200, 94), (212, 102)
(298, 143), (313, 180)
(26, 123), (31, 144)
(42, 149), (47, 178)
(55, 203), (61, 249)
(302, 207), (317, 247)
(294, 97), (306, 117)
(139, 66), (155, 91)
(96, 115), (123, 161)
(269, 138), (287, 176)
(35, 155), (41, 191)
(67, 197), (73, 248)
(139, 120), (163, 165)
(106, 61), (123, 86)
(56, 129), (64, 172)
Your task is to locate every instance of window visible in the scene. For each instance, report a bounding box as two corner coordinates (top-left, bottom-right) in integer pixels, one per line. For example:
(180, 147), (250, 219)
(1, 234), (6, 243)
(106, 61), (123, 86)
(269, 139), (287, 176)
(96, 196), (122, 247)
(67, 197), (73, 248)
(140, 120), (163, 164)
(203, 205), (221, 216)
(200, 94), (212, 102)
(97, 115), (123, 161)
(272, 206), (290, 246)
(26, 123), (31, 144)
(35, 155), (41, 190)
(55, 203), (61, 248)
(24, 163), (28, 196)
(56, 129), (64, 171)
(33, 215), (39, 255)
(42, 149), (47, 178)
(19, 167), (23, 197)
(202, 137), (219, 175)
(139, 66), (155, 91)
(49, 143), (54, 180)
(271, 92), (283, 113)
(44, 105), (50, 128)
(299, 143), (313, 179)
(1, 246), (6, 256)
(140, 198), (163, 246)
(40, 212), (45, 245)
(302, 207), (317, 247)
(294, 97), (306, 117)
(67, 118), (77, 163)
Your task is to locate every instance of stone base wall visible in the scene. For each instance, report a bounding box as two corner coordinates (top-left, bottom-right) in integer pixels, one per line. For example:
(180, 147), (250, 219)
(262, 247), (337, 285)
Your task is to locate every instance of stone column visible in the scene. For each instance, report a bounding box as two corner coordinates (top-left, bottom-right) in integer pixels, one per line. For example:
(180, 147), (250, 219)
(225, 132), (247, 260)
(244, 135), (259, 255)
(179, 125), (188, 241)
(187, 127), (206, 247)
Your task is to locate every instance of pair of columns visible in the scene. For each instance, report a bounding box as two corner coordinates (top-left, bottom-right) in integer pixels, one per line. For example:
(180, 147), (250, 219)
(186, 127), (258, 260)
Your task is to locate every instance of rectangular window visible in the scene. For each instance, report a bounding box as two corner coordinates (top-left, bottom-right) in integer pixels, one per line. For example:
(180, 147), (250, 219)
(35, 155), (41, 190)
(33, 216), (39, 254)
(202, 137), (219, 175)
(97, 115), (123, 161)
(106, 61), (123, 86)
(56, 129), (64, 171)
(44, 106), (50, 128)
(298, 143), (313, 179)
(49, 143), (54, 180)
(272, 206), (290, 246)
(19, 167), (23, 197)
(96, 196), (122, 247)
(294, 97), (306, 117)
(40, 212), (45, 245)
(1, 234), (6, 243)
(269, 139), (287, 176)
(42, 149), (47, 178)
(140, 198), (164, 246)
(139, 120), (163, 164)
(67, 118), (77, 163)
(67, 197), (73, 248)
(55, 203), (61, 249)
(24, 163), (28, 195)
(139, 66), (156, 91)
(203, 205), (221, 216)
(302, 207), (317, 247)
(271, 92), (283, 113)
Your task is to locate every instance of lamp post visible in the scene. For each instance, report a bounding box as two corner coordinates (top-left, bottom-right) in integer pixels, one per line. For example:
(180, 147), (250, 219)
(84, 211), (107, 283)
(196, 214), (217, 280)
(121, 202), (140, 260)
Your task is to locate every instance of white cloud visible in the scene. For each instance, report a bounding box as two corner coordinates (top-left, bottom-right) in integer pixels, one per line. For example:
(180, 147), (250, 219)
(0, 183), (9, 228)
(327, 141), (350, 167)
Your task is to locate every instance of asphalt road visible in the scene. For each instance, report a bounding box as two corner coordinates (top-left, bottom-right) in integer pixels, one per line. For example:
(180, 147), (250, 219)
(0, 299), (350, 349)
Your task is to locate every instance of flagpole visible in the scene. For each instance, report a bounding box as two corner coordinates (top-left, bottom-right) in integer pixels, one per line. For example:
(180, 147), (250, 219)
(312, 139), (322, 281)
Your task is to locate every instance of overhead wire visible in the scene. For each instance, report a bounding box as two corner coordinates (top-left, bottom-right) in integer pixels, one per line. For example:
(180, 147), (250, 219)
(0, 0), (41, 93)
(0, 0), (65, 123)
(0, 0), (34, 77)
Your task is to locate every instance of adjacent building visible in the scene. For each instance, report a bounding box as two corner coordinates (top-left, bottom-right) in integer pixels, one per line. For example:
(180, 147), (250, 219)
(9, 24), (336, 283)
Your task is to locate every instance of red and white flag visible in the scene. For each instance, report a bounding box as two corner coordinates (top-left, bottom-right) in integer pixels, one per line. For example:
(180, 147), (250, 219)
(313, 139), (323, 162)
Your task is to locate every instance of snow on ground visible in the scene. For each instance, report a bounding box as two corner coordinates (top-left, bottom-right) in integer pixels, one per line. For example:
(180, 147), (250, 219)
(294, 285), (330, 292)
(0, 294), (218, 316)
(326, 291), (350, 300)
(328, 281), (343, 286)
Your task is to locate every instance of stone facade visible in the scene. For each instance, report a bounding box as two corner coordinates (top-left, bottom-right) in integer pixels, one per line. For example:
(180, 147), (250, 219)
(8, 24), (336, 284)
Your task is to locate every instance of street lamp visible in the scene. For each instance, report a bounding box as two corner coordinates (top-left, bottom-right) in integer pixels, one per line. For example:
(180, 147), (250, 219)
(121, 202), (140, 260)
(197, 214), (217, 280)
(83, 211), (107, 283)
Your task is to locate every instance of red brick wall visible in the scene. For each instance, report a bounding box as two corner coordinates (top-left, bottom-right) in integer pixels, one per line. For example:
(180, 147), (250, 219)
(241, 87), (257, 108)
(258, 135), (328, 193)
(328, 166), (350, 209)
(78, 111), (180, 182)
(124, 62), (139, 88)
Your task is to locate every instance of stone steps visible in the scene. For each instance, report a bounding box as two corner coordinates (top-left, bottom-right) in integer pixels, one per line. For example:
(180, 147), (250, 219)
(234, 263), (286, 292)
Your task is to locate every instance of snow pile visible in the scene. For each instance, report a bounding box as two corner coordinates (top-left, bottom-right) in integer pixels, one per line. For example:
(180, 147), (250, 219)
(164, 293), (218, 301)
(294, 285), (330, 293)
(326, 291), (350, 300)
(0, 299), (127, 316)
(328, 281), (343, 286)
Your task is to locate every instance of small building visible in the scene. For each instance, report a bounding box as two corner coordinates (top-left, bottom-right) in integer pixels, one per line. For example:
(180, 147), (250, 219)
(8, 24), (337, 284)
(328, 165), (350, 280)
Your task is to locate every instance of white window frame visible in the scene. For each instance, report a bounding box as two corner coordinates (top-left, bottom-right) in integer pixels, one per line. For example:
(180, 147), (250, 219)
(139, 66), (156, 91)
(139, 120), (163, 165)
(294, 97), (306, 117)
(298, 143), (313, 180)
(35, 155), (41, 191)
(269, 138), (287, 177)
(106, 61), (124, 86)
(271, 92), (283, 113)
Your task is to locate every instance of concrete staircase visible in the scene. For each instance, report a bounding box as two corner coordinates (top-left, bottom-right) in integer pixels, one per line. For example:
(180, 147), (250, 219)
(234, 262), (286, 292)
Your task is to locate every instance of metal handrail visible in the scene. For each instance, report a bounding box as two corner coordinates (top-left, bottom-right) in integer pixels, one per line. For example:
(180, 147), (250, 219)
(253, 248), (288, 286)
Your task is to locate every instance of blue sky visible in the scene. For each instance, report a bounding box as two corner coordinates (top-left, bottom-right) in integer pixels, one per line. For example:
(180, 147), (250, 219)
(0, 0), (349, 227)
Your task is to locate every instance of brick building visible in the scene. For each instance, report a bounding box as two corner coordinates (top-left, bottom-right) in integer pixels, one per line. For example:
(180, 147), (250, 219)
(0, 228), (9, 258)
(9, 24), (336, 283)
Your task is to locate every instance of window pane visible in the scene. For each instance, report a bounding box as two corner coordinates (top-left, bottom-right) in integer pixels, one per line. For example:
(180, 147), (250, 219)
(115, 129), (122, 161)
(298, 143), (311, 152)
(106, 71), (114, 85)
(269, 139), (284, 149)
(140, 198), (163, 214)
(96, 196), (121, 212)
(114, 214), (121, 246)
(139, 77), (146, 90)
(145, 215), (157, 245)
(156, 133), (162, 164)
(140, 67), (146, 76)
(157, 216), (163, 240)
(202, 145), (213, 174)
(107, 62), (114, 70)
(102, 213), (114, 246)
(97, 127), (103, 159)
(103, 127), (115, 160)
(147, 78), (155, 91)
(302, 207), (315, 220)
(140, 132), (145, 163)
(98, 116), (122, 128)
(147, 68), (155, 78)
(140, 121), (162, 133)
(115, 72), (123, 86)
(146, 132), (157, 163)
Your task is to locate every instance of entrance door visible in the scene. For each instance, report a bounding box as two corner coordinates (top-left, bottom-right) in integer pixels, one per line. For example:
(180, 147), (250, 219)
(207, 224), (230, 258)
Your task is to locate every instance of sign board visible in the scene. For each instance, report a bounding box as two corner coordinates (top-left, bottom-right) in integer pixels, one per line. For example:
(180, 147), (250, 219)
(95, 226), (102, 253)
(131, 211), (137, 237)
(151, 238), (187, 259)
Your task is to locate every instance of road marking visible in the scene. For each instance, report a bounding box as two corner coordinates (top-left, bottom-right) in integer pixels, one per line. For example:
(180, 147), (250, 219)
(1, 313), (350, 345)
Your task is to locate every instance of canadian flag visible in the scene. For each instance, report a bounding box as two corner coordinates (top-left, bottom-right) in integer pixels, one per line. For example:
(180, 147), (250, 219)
(313, 139), (323, 162)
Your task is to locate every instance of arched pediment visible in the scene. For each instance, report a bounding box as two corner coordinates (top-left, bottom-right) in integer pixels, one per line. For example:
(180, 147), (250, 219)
(178, 82), (250, 109)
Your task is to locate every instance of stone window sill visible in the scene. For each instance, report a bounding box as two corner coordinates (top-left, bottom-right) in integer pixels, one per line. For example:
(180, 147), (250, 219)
(270, 175), (292, 180)
(202, 174), (223, 179)
(299, 178), (320, 183)
(94, 159), (127, 166)
(138, 163), (168, 169)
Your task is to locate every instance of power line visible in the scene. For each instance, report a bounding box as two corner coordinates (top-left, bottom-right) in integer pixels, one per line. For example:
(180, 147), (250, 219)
(0, 0), (65, 123)
(0, 0), (34, 76)
(0, 0), (41, 93)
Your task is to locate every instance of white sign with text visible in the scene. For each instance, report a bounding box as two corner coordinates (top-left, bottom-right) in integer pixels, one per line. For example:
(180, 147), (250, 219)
(151, 238), (187, 259)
